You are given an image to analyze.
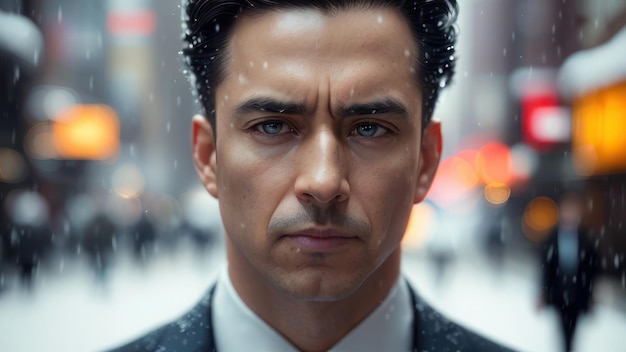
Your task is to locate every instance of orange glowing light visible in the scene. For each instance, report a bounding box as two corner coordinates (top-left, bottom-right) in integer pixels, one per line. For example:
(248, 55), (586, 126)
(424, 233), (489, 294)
(52, 105), (119, 160)
(475, 142), (513, 185)
(402, 203), (437, 251)
(484, 182), (511, 205)
(453, 150), (480, 188)
(522, 197), (559, 242)
(427, 150), (483, 207)
(572, 81), (626, 175)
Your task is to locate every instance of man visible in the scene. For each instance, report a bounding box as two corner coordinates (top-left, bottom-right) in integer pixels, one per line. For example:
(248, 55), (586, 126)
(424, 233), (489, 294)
(109, 0), (514, 351)
(537, 192), (599, 352)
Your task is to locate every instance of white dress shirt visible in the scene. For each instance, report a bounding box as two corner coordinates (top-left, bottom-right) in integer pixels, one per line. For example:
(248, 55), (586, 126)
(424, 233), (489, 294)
(212, 266), (413, 351)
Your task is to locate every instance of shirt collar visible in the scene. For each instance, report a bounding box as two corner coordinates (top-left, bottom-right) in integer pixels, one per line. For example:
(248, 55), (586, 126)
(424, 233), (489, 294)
(212, 266), (413, 351)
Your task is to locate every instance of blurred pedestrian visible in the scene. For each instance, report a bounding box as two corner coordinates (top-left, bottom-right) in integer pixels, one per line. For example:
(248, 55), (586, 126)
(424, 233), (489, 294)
(1, 10), (45, 293)
(426, 211), (456, 289)
(130, 212), (156, 265)
(536, 192), (600, 352)
(107, 1), (514, 351)
(81, 212), (117, 285)
(3, 189), (52, 291)
(181, 188), (223, 259)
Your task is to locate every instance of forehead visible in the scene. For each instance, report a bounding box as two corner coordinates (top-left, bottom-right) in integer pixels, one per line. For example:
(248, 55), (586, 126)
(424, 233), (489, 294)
(217, 7), (421, 114)
(232, 6), (416, 51)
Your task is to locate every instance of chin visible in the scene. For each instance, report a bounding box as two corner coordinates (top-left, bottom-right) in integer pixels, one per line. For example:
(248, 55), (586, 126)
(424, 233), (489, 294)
(273, 268), (368, 302)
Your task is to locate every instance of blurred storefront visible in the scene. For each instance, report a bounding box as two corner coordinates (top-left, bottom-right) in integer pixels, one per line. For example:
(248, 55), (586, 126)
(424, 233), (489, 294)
(559, 25), (626, 279)
(505, 0), (626, 282)
(400, 0), (626, 291)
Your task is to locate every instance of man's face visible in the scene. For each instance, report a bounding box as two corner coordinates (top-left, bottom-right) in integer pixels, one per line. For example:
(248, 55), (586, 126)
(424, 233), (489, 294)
(194, 7), (440, 301)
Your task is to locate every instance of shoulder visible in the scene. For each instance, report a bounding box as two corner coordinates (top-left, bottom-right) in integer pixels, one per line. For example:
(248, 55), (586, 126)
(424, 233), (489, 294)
(105, 290), (216, 352)
(410, 287), (516, 352)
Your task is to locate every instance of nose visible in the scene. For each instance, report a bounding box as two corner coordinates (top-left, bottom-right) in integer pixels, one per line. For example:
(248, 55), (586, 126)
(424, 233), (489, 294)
(294, 127), (350, 205)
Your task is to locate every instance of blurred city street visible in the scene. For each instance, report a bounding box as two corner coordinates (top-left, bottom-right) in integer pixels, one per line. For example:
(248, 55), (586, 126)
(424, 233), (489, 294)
(2, 1), (626, 351)
(1, 239), (625, 352)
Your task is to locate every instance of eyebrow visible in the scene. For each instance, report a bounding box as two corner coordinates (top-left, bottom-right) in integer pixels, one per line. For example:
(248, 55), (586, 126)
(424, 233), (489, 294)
(235, 97), (309, 116)
(341, 98), (410, 119)
(234, 96), (410, 120)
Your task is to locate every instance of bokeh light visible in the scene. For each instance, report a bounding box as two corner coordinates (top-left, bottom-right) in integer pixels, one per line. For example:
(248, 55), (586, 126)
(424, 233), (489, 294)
(484, 182), (511, 205)
(26, 85), (79, 122)
(4, 189), (49, 227)
(402, 202), (438, 251)
(522, 196), (559, 242)
(475, 142), (513, 185)
(572, 81), (626, 175)
(24, 122), (58, 160)
(509, 143), (539, 182)
(454, 150), (480, 188)
(52, 104), (120, 160)
(112, 164), (145, 199)
(0, 148), (28, 184)
(429, 155), (479, 207)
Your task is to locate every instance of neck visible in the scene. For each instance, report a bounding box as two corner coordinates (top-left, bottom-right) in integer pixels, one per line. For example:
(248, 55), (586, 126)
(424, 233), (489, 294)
(226, 240), (401, 351)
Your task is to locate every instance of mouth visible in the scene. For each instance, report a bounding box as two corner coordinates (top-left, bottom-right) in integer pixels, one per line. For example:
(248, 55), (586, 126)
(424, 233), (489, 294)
(283, 228), (359, 252)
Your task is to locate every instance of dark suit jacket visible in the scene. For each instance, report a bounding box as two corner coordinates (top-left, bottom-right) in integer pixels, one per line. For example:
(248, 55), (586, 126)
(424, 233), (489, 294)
(108, 282), (514, 352)
(541, 226), (599, 313)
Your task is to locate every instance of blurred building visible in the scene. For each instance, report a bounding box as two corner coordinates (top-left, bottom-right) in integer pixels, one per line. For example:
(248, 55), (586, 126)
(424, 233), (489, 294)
(404, 0), (626, 290)
(1, 0), (208, 283)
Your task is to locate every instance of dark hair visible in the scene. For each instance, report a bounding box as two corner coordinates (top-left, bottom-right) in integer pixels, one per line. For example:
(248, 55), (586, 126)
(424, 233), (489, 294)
(181, 0), (458, 129)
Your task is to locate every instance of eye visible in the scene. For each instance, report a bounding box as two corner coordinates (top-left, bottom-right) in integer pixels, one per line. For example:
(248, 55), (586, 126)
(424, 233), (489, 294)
(351, 122), (388, 138)
(255, 121), (291, 135)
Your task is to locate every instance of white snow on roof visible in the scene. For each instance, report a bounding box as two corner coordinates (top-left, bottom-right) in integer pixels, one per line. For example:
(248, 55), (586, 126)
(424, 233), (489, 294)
(0, 11), (44, 68)
(558, 27), (626, 99)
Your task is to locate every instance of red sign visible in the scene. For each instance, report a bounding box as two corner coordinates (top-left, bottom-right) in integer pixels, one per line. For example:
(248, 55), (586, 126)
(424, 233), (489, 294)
(107, 9), (156, 37)
(521, 84), (571, 151)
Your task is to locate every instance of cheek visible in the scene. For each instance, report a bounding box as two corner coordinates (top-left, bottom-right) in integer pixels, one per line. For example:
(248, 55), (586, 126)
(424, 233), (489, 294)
(381, 148), (419, 199)
(216, 141), (287, 235)
(216, 145), (260, 231)
(383, 174), (415, 232)
(356, 153), (419, 241)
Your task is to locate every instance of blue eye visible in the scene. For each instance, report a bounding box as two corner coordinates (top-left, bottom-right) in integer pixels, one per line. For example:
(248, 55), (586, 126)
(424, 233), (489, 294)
(257, 121), (287, 135)
(353, 122), (387, 137)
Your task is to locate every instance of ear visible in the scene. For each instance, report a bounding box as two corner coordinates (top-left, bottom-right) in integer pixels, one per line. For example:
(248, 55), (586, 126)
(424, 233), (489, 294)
(414, 120), (442, 203)
(191, 114), (218, 199)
